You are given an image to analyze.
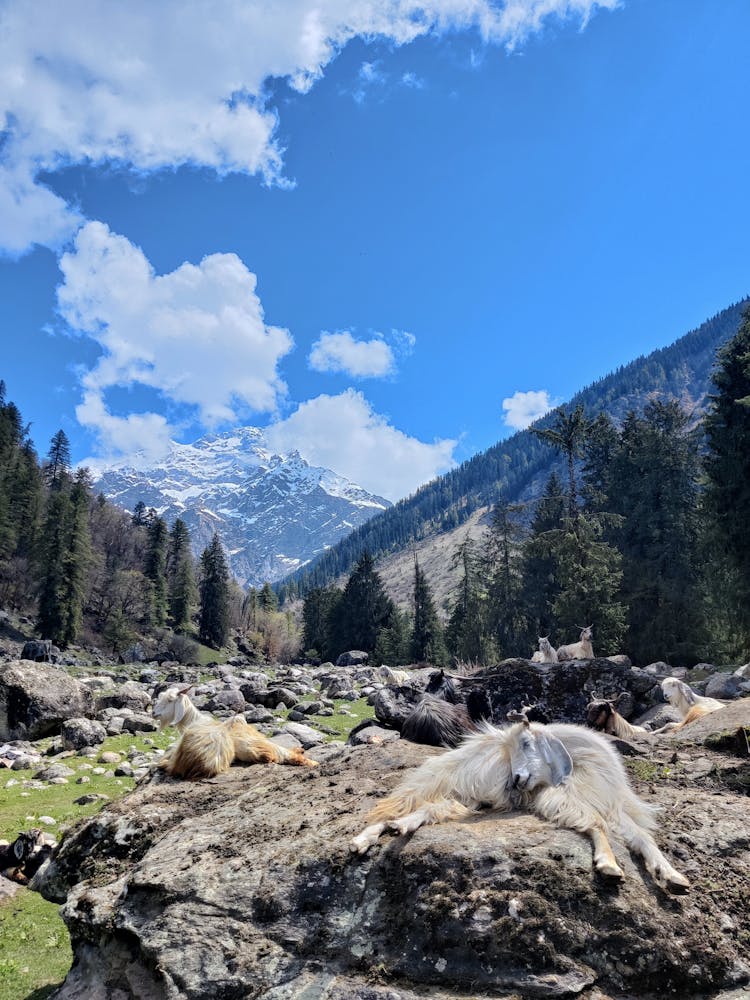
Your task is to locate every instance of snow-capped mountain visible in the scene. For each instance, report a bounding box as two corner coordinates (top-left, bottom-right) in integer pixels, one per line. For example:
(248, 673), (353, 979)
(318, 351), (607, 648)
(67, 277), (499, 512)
(93, 428), (390, 586)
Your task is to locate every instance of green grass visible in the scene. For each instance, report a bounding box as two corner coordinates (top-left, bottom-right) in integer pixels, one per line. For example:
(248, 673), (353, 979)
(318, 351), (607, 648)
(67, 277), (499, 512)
(0, 730), (175, 1000)
(0, 891), (72, 1000)
(300, 697), (375, 740)
(625, 758), (676, 782)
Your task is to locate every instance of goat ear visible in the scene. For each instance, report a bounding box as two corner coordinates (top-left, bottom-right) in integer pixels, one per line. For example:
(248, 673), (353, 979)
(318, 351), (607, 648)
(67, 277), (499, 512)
(534, 732), (573, 786)
(13, 840), (24, 859)
(170, 696), (188, 726)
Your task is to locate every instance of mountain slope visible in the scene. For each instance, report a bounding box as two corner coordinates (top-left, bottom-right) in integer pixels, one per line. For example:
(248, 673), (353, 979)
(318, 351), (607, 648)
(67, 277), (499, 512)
(94, 428), (390, 587)
(281, 298), (749, 602)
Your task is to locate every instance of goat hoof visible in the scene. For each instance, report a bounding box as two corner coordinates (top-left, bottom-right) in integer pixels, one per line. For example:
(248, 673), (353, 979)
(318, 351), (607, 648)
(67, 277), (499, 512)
(596, 862), (624, 881)
(664, 873), (690, 895)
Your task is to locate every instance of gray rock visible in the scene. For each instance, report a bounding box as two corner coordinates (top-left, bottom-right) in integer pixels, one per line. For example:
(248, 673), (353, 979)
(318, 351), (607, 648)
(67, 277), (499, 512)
(348, 725), (400, 746)
(705, 673), (742, 700)
(208, 689), (246, 713)
(281, 721), (325, 748)
(20, 639), (56, 662)
(38, 740), (750, 1000)
(34, 763), (76, 781)
(61, 717), (107, 750)
(335, 650), (369, 667)
(96, 681), (152, 713)
(0, 660), (94, 740)
(121, 713), (159, 734)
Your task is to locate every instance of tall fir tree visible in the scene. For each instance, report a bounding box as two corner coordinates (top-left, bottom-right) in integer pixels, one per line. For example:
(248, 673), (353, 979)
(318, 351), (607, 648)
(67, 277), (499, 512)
(410, 556), (448, 665)
(45, 429), (71, 490)
(199, 534), (231, 648)
(703, 307), (750, 654)
(521, 472), (565, 638)
(167, 518), (197, 633)
(57, 469), (92, 646)
(330, 551), (395, 656)
(532, 405), (588, 524)
(144, 515), (169, 628)
(36, 485), (71, 641)
(484, 501), (527, 657)
(445, 537), (495, 664)
(302, 586), (341, 661)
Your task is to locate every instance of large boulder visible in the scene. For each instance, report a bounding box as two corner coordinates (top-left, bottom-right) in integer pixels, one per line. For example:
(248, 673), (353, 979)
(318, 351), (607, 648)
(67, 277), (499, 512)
(20, 639), (57, 662)
(96, 681), (152, 713)
(37, 731), (750, 1000)
(61, 717), (108, 750)
(336, 650), (369, 667)
(0, 660), (94, 740)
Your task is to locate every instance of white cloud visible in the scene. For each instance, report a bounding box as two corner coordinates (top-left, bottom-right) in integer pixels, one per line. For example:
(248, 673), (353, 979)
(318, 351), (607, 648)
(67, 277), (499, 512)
(58, 221), (292, 461)
(309, 331), (395, 378)
(265, 389), (457, 500)
(501, 388), (557, 429)
(0, 0), (619, 255)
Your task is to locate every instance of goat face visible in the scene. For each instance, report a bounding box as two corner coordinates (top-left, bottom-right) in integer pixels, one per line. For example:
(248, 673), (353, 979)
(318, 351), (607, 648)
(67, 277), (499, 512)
(661, 678), (694, 709)
(153, 687), (191, 729)
(586, 700), (613, 732)
(580, 626), (593, 642)
(506, 721), (573, 792)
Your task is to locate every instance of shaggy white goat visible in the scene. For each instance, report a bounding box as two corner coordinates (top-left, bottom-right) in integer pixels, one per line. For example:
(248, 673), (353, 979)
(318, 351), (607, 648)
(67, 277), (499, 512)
(376, 665), (411, 686)
(350, 717), (689, 893)
(586, 699), (654, 743)
(652, 678), (726, 734)
(530, 637), (559, 664)
(557, 626), (594, 661)
(152, 686), (317, 779)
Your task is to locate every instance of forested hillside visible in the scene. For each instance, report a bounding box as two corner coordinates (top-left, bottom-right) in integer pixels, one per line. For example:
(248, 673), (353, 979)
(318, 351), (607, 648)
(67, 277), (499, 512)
(280, 299), (748, 601)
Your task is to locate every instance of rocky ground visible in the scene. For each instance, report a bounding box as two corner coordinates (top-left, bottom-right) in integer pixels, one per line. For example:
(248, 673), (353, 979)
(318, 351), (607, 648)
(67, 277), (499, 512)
(1, 623), (749, 1000)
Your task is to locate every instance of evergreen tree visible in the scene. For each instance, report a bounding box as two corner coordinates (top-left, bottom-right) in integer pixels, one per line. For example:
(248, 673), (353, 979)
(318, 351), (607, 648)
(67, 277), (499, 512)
(46, 430), (71, 489)
(521, 473), (565, 637)
(131, 501), (147, 526)
(302, 586), (341, 660)
(607, 402), (704, 663)
(258, 581), (278, 614)
(199, 534), (231, 648)
(445, 538), (495, 664)
(57, 469), (92, 646)
(144, 515), (169, 628)
(484, 501), (527, 657)
(703, 308), (750, 652)
(374, 606), (412, 666)
(532, 405), (588, 524)
(167, 518), (197, 633)
(330, 551), (395, 655)
(36, 486), (71, 641)
(410, 556), (448, 665)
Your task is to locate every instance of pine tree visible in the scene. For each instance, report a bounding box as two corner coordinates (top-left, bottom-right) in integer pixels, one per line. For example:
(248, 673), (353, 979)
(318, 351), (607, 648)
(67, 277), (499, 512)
(411, 556), (448, 665)
(144, 515), (169, 628)
(374, 605), (412, 666)
(37, 487), (73, 643)
(57, 469), (92, 646)
(330, 551), (395, 656)
(703, 307), (750, 652)
(167, 518), (197, 633)
(484, 501), (527, 658)
(199, 534), (231, 648)
(46, 430), (71, 490)
(302, 586), (341, 661)
(532, 405), (588, 524)
(445, 538), (495, 664)
(258, 581), (278, 614)
(131, 501), (147, 526)
(521, 473), (565, 637)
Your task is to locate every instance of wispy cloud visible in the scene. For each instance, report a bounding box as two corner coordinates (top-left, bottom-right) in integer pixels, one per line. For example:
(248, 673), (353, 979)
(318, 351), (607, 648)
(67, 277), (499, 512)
(58, 222), (292, 461)
(0, 0), (620, 256)
(501, 388), (558, 429)
(265, 389), (456, 500)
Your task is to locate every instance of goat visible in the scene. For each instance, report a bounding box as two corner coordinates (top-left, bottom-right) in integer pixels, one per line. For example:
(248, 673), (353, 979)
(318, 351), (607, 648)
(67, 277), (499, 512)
(376, 665), (411, 686)
(531, 637), (559, 664)
(350, 717), (689, 894)
(424, 669), (461, 703)
(586, 698), (654, 743)
(651, 678), (726, 734)
(153, 687), (318, 780)
(557, 625), (594, 661)
(401, 695), (478, 748)
(0, 829), (49, 884)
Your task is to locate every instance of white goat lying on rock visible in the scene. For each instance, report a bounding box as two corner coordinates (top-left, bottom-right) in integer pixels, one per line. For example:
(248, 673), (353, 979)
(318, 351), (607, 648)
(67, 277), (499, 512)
(530, 637), (559, 663)
(153, 686), (318, 779)
(557, 626), (594, 661)
(652, 678), (726, 734)
(350, 716), (689, 893)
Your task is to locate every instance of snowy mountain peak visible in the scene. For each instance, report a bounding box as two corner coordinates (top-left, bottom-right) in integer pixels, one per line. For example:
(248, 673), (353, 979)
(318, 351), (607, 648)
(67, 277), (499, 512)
(93, 427), (390, 586)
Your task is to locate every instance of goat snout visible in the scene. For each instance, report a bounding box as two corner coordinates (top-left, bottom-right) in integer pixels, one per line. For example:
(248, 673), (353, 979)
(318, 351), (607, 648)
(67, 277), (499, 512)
(512, 772), (530, 790)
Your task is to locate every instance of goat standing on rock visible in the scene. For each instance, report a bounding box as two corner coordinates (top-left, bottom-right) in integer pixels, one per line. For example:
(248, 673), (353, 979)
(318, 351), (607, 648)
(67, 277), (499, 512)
(350, 716), (689, 894)
(153, 686), (318, 779)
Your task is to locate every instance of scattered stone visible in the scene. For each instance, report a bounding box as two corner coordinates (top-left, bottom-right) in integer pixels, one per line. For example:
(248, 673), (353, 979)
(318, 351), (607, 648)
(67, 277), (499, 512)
(705, 673), (743, 700)
(121, 713), (159, 734)
(61, 717), (107, 750)
(34, 763), (76, 782)
(281, 722), (325, 748)
(335, 650), (369, 667)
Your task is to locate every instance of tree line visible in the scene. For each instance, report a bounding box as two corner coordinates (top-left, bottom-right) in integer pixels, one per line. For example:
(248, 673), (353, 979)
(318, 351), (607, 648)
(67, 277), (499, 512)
(0, 401), (287, 657)
(301, 308), (750, 667)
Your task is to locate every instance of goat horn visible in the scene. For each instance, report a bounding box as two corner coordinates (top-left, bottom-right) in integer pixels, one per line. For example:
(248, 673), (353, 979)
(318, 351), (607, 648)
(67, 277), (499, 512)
(176, 685), (194, 695)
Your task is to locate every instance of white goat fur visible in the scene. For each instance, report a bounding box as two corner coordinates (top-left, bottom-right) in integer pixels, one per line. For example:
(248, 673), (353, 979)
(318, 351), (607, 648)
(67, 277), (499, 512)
(153, 687), (317, 779)
(350, 720), (689, 893)
(530, 637), (559, 664)
(376, 665), (411, 686)
(557, 626), (594, 661)
(652, 678), (726, 734)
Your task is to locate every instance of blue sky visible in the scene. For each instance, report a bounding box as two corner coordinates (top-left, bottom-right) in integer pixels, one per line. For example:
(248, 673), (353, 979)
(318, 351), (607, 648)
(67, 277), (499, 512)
(1, 0), (749, 500)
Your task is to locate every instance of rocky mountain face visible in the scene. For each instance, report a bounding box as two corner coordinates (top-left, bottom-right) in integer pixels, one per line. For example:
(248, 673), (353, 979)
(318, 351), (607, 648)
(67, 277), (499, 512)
(93, 428), (390, 587)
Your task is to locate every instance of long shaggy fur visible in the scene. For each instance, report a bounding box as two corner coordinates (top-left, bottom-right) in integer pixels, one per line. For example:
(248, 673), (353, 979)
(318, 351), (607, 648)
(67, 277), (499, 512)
(586, 700), (654, 743)
(154, 688), (319, 779)
(652, 678), (726, 733)
(351, 720), (689, 894)
(401, 695), (477, 748)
